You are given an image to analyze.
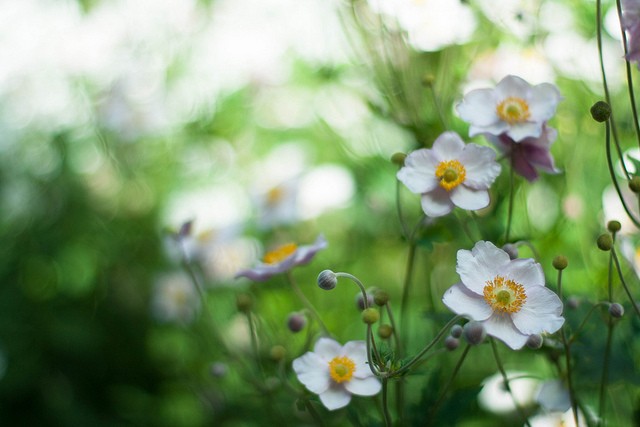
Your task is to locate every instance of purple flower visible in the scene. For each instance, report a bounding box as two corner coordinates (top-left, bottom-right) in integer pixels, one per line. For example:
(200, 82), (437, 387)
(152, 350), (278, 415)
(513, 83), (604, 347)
(235, 235), (327, 282)
(484, 126), (560, 182)
(623, 0), (640, 64)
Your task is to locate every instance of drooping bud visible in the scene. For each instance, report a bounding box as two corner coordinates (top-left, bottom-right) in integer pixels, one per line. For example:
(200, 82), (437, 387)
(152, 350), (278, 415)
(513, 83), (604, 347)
(590, 101), (611, 122)
(526, 334), (543, 349)
(355, 293), (374, 311)
(597, 234), (613, 251)
(374, 290), (390, 306)
(463, 321), (486, 346)
(317, 270), (338, 290)
(287, 312), (307, 333)
(552, 255), (568, 271)
(502, 243), (518, 260)
(607, 220), (622, 233)
(361, 307), (380, 325)
(450, 324), (463, 339)
(377, 324), (393, 339)
(444, 336), (460, 351)
(609, 302), (625, 318)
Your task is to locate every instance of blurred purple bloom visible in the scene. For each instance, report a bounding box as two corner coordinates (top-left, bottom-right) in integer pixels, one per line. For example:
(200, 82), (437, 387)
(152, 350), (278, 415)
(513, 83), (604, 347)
(623, 0), (640, 64)
(484, 126), (560, 182)
(235, 235), (327, 282)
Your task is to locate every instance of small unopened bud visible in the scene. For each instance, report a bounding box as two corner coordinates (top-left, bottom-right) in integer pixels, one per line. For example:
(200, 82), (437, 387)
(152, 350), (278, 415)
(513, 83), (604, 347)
(317, 270), (338, 290)
(567, 296), (580, 310)
(607, 220), (622, 233)
(450, 324), (463, 338)
(391, 152), (407, 166)
(270, 345), (287, 361)
(236, 293), (253, 313)
(552, 255), (568, 271)
(210, 362), (228, 378)
(421, 74), (435, 86)
(444, 336), (460, 351)
(629, 176), (640, 193)
(287, 312), (307, 333)
(590, 101), (611, 122)
(355, 293), (374, 310)
(597, 234), (613, 251)
(374, 290), (390, 306)
(609, 302), (625, 318)
(378, 324), (393, 339)
(361, 307), (380, 325)
(526, 334), (543, 349)
(463, 321), (486, 346)
(502, 243), (518, 260)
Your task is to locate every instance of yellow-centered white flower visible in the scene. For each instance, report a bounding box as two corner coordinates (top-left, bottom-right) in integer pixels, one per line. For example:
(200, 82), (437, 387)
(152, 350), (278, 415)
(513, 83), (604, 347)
(292, 338), (381, 410)
(442, 241), (564, 350)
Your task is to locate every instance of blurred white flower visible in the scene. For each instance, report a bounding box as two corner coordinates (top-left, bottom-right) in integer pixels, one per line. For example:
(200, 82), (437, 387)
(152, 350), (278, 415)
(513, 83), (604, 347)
(528, 409), (587, 427)
(151, 272), (199, 324)
(602, 185), (640, 236)
(478, 371), (539, 414)
(536, 380), (571, 413)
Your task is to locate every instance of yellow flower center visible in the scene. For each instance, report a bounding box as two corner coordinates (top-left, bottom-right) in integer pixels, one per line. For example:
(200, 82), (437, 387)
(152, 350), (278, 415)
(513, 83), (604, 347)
(266, 186), (284, 205)
(496, 97), (531, 124)
(263, 243), (297, 264)
(435, 160), (466, 191)
(483, 276), (527, 314)
(328, 356), (356, 383)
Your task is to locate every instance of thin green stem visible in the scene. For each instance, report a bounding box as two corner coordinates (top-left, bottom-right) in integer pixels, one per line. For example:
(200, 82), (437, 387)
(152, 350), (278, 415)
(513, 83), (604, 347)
(598, 319), (614, 426)
(568, 302), (610, 344)
(556, 268), (579, 427)
(381, 378), (393, 427)
(366, 325), (381, 376)
(611, 248), (640, 317)
(385, 302), (403, 357)
(400, 238), (418, 344)
(245, 311), (264, 379)
(335, 272), (370, 309)
(426, 344), (471, 425)
(304, 400), (325, 427)
(616, 0), (640, 149)
(286, 272), (331, 336)
(605, 121), (640, 228)
(490, 339), (532, 427)
(505, 155), (515, 243)
(396, 178), (410, 240)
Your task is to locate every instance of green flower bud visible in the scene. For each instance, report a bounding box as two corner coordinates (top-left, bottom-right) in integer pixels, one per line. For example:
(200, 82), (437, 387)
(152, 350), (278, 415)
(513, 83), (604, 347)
(270, 345), (287, 361)
(607, 220), (622, 233)
(629, 176), (640, 193)
(236, 293), (253, 313)
(552, 255), (568, 270)
(597, 234), (613, 251)
(590, 101), (611, 122)
(391, 152), (407, 166)
(374, 290), (390, 306)
(361, 307), (380, 325)
(377, 324), (393, 339)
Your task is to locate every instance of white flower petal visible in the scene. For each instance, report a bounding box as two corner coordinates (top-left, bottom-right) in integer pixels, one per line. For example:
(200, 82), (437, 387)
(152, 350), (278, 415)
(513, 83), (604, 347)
(341, 341), (371, 379)
(529, 83), (562, 122)
(421, 189), (454, 217)
(483, 314), (529, 350)
(292, 352), (330, 394)
(502, 258), (545, 289)
(319, 386), (352, 410)
(456, 89), (499, 127)
(397, 149), (440, 194)
(442, 282), (493, 321)
(313, 337), (342, 360)
(495, 75), (532, 100)
(432, 131), (466, 159)
(456, 241), (510, 294)
(512, 286), (564, 335)
(506, 122), (543, 141)
(450, 185), (490, 211)
(344, 376), (382, 397)
(469, 121), (509, 138)
(458, 144), (502, 189)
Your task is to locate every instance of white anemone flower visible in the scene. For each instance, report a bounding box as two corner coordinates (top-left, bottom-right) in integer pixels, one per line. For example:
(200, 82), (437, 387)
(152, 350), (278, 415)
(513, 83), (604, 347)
(397, 131), (501, 217)
(292, 337), (381, 410)
(456, 75), (562, 142)
(443, 241), (564, 350)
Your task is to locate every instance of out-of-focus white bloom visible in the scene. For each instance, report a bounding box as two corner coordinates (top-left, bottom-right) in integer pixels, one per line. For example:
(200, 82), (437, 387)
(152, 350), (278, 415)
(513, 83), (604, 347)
(293, 337), (381, 410)
(602, 185), (640, 236)
(478, 371), (539, 414)
(256, 180), (300, 229)
(397, 131), (501, 217)
(475, 0), (539, 39)
(443, 241), (564, 350)
(536, 380), (571, 413)
(370, 0), (477, 51)
(528, 409), (587, 427)
(298, 165), (356, 220)
(151, 272), (199, 324)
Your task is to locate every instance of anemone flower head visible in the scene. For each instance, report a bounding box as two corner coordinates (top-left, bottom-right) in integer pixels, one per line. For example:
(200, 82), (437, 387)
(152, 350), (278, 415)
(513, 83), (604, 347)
(292, 337), (381, 410)
(397, 131), (501, 217)
(484, 125), (560, 181)
(442, 241), (564, 350)
(622, 0), (640, 65)
(456, 75), (562, 142)
(235, 234), (327, 282)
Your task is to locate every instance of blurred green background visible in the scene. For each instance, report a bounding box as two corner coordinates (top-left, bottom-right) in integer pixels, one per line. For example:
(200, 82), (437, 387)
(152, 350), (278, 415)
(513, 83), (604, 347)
(2, 0), (640, 425)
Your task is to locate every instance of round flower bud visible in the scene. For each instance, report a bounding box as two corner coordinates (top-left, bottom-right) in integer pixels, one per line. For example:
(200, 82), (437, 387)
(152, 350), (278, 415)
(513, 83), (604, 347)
(287, 312), (307, 333)
(421, 74), (435, 86)
(270, 345), (287, 361)
(609, 302), (625, 318)
(463, 321), (486, 346)
(567, 296), (581, 310)
(450, 324), (463, 338)
(210, 362), (228, 378)
(444, 336), (460, 351)
(552, 255), (568, 271)
(378, 324), (393, 339)
(629, 176), (640, 194)
(526, 334), (543, 349)
(391, 152), (407, 166)
(590, 101), (611, 123)
(607, 220), (622, 233)
(374, 290), (390, 306)
(597, 234), (613, 251)
(236, 293), (253, 313)
(361, 307), (380, 325)
(355, 293), (374, 311)
(317, 270), (338, 290)
(502, 243), (518, 260)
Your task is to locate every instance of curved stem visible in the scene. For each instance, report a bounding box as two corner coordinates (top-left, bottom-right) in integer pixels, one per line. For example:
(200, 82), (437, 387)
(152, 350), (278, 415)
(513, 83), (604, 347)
(616, 0), (640, 150)
(611, 248), (640, 317)
(427, 344), (471, 425)
(335, 272), (371, 309)
(605, 121), (640, 228)
(490, 339), (532, 427)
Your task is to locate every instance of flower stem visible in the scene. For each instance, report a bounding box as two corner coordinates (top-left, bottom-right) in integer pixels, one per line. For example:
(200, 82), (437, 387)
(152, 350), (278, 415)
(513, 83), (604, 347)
(426, 344), (471, 424)
(611, 248), (640, 317)
(505, 155), (515, 243)
(598, 318), (614, 427)
(490, 339), (531, 427)
(286, 271), (331, 336)
(400, 239), (418, 344)
(381, 378), (393, 427)
(615, 0), (640, 150)
(245, 310), (264, 379)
